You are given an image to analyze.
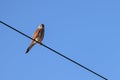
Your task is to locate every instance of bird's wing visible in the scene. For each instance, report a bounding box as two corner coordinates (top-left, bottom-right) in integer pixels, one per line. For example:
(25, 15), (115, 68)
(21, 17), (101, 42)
(32, 28), (40, 40)
(39, 28), (44, 41)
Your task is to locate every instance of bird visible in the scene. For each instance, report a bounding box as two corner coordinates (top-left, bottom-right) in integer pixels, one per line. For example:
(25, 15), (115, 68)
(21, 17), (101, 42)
(25, 24), (45, 53)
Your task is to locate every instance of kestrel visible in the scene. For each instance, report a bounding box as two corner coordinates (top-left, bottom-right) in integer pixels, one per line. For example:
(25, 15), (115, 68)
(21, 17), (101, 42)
(25, 24), (44, 53)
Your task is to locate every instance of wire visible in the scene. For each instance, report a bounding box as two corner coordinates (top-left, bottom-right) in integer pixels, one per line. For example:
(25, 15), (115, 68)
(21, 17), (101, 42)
(0, 21), (108, 80)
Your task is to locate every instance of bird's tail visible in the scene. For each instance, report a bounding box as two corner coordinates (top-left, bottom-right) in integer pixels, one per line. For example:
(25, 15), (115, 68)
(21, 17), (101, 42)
(25, 42), (35, 54)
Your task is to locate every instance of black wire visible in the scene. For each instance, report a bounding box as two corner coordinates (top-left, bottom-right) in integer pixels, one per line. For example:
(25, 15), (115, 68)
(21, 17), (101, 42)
(0, 21), (108, 80)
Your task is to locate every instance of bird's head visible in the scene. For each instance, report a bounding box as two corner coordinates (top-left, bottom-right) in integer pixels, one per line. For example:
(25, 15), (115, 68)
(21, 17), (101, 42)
(40, 24), (44, 28)
(38, 24), (44, 29)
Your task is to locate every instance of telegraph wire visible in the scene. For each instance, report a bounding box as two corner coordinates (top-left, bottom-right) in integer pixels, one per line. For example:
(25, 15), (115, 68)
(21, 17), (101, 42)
(0, 21), (108, 80)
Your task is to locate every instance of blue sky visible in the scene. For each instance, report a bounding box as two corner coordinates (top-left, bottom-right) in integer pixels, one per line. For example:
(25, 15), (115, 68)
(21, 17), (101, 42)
(0, 0), (120, 80)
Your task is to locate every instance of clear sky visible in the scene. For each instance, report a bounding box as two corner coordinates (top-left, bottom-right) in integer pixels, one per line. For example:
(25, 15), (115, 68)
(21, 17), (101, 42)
(0, 0), (120, 80)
